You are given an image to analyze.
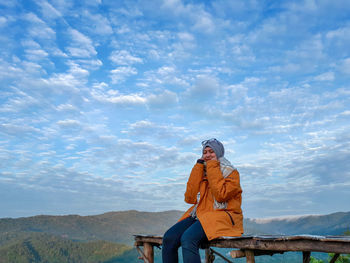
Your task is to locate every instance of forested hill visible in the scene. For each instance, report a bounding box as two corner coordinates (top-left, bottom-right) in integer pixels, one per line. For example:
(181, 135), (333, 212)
(0, 232), (133, 263)
(1, 210), (349, 245)
(0, 211), (349, 263)
(0, 210), (183, 245)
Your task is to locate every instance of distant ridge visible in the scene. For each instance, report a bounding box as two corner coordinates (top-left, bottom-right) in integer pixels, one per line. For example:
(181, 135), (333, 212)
(1, 210), (349, 245)
(244, 211), (350, 236)
(0, 210), (183, 245)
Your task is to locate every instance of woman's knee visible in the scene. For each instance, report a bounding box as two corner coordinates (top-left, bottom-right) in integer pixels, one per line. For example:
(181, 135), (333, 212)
(180, 232), (195, 249)
(163, 228), (178, 248)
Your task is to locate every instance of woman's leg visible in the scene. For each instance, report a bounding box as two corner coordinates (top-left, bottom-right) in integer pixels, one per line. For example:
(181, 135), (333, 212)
(180, 220), (208, 263)
(162, 217), (196, 263)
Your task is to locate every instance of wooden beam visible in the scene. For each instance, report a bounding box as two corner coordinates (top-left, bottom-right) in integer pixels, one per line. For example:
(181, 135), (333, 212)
(231, 249), (284, 258)
(210, 248), (233, 263)
(230, 250), (246, 258)
(208, 238), (350, 254)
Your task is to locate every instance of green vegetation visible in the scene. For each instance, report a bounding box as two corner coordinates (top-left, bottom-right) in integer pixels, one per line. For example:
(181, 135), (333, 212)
(0, 211), (349, 262)
(0, 210), (184, 245)
(310, 254), (350, 263)
(0, 232), (132, 263)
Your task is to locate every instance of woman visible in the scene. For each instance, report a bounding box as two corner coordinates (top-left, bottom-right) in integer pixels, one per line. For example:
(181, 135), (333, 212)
(162, 138), (243, 263)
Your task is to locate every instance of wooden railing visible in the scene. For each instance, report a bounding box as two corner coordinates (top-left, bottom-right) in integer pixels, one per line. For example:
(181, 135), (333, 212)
(134, 234), (350, 263)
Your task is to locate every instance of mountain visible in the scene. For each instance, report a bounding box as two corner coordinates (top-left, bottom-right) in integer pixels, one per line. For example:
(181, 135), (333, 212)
(0, 231), (132, 263)
(0, 210), (184, 245)
(244, 211), (350, 236)
(0, 210), (349, 262)
(1, 210), (350, 244)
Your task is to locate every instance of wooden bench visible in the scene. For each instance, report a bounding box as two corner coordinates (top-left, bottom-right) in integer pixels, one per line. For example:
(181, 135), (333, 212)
(134, 234), (350, 263)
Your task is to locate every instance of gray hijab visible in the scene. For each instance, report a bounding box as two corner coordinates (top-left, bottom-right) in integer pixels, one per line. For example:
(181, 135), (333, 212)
(202, 138), (225, 158)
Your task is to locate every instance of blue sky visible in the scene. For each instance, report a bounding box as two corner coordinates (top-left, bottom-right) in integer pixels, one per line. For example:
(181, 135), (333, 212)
(1, 0), (350, 219)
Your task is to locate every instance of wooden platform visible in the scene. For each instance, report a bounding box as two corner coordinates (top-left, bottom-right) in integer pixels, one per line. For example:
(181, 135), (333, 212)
(134, 234), (350, 263)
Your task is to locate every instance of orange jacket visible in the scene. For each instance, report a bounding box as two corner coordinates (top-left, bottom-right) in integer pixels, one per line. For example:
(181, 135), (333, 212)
(178, 160), (243, 240)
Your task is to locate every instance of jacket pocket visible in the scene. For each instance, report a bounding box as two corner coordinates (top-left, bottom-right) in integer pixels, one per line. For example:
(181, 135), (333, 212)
(224, 210), (235, 226)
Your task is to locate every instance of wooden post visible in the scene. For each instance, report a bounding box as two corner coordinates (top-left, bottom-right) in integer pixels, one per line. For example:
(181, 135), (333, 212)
(143, 242), (154, 263)
(205, 248), (215, 263)
(303, 251), (311, 263)
(330, 254), (340, 263)
(245, 250), (255, 263)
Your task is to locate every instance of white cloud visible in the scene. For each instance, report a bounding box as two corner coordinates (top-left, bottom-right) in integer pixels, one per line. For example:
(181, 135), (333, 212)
(109, 50), (143, 65)
(141, 66), (189, 87)
(0, 123), (40, 136)
(313, 72), (335, 81)
(0, 16), (7, 27)
(24, 12), (56, 40)
(91, 86), (146, 106)
(125, 120), (186, 140)
(39, 62), (89, 92)
(25, 48), (49, 61)
(90, 84), (178, 109)
(57, 119), (81, 128)
(147, 90), (178, 108)
(37, 0), (62, 20)
(159, 0), (215, 33)
(178, 32), (194, 42)
(82, 10), (113, 35)
(110, 66), (138, 84)
(56, 104), (79, 112)
(67, 28), (97, 57)
(192, 12), (215, 33)
(339, 58), (350, 74)
(184, 75), (219, 100)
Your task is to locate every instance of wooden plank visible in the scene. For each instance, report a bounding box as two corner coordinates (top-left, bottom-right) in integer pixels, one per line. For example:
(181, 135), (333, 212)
(134, 235), (163, 245)
(208, 238), (350, 254)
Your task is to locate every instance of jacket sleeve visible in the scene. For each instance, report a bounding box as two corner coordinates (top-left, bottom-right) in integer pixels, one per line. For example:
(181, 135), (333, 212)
(206, 160), (242, 203)
(184, 163), (204, 204)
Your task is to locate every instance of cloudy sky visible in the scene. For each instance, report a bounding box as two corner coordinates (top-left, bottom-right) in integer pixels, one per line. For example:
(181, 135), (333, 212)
(1, 0), (350, 219)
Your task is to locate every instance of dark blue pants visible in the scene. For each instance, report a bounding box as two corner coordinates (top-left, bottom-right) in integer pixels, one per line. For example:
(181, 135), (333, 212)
(162, 217), (208, 263)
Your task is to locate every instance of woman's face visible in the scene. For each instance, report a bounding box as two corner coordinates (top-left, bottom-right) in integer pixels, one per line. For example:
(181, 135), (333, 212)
(202, 146), (217, 161)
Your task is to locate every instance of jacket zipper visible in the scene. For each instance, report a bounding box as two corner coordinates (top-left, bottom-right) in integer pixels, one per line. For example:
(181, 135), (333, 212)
(224, 210), (235, 226)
